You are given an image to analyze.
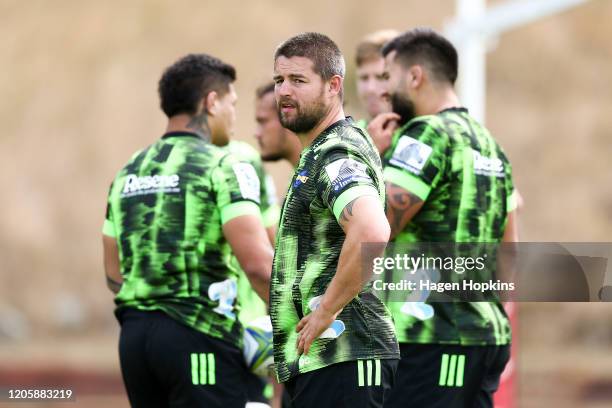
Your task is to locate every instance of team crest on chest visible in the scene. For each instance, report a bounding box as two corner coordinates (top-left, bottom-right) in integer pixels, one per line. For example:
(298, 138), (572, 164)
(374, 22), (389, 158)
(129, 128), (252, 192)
(293, 170), (309, 188)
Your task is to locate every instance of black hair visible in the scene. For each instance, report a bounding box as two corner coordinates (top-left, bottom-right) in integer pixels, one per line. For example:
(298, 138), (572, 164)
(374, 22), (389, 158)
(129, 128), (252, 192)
(382, 28), (458, 85)
(158, 53), (236, 118)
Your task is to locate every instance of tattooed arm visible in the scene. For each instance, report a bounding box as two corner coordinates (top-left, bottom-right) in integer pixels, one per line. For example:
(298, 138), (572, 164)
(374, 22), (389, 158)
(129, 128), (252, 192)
(296, 195), (390, 354)
(385, 181), (424, 240)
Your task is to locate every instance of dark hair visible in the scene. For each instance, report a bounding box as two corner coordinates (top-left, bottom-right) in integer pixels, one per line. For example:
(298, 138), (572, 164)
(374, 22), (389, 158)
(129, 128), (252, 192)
(382, 28), (458, 85)
(158, 53), (236, 118)
(274, 32), (346, 81)
(355, 29), (399, 67)
(255, 81), (275, 99)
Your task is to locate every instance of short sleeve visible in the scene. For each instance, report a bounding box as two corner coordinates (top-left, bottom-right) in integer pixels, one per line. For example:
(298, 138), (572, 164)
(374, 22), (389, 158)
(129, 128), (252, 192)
(102, 182), (116, 238)
(383, 120), (447, 201)
(212, 154), (262, 225)
(317, 147), (380, 222)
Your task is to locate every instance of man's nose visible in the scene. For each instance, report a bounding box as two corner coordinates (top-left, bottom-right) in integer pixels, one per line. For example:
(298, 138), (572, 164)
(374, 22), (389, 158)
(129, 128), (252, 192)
(365, 79), (378, 93)
(277, 80), (292, 97)
(254, 125), (263, 141)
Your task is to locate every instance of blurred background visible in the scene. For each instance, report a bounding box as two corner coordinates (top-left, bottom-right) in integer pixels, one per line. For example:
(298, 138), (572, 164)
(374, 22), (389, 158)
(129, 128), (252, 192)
(0, 0), (611, 406)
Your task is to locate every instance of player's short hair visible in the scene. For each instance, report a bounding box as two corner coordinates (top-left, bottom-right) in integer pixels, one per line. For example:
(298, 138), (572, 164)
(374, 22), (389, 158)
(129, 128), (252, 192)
(355, 29), (399, 67)
(382, 28), (458, 85)
(158, 53), (236, 118)
(274, 32), (346, 81)
(255, 82), (275, 100)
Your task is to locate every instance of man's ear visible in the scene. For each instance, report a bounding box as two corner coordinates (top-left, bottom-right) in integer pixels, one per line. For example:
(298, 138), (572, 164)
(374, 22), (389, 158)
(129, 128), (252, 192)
(328, 75), (343, 97)
(205, 91), (218, 116)
(408, 65), (424, 89)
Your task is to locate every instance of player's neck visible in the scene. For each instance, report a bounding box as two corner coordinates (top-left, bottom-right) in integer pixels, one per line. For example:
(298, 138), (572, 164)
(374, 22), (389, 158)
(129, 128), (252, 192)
(166, 114), (211, 141)
(298, 104), (345, 149)
(287, 142), (302, 168)
(417, 86), (461, 116)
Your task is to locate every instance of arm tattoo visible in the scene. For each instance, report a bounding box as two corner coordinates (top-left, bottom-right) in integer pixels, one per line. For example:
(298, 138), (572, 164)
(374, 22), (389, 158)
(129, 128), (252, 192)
(106, 276), (123, 294)
(186, 111), (211, 141)
(339, 198), (358, 227)
(385, 182), (423, 238)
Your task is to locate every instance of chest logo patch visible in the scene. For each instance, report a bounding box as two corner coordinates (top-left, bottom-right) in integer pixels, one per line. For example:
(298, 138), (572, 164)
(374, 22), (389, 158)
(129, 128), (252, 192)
(293, 170), (309, 188)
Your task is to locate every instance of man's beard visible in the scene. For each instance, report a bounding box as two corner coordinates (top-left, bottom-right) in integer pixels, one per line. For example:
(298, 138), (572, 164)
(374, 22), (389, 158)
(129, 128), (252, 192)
(278, 94), (328, 134)
(261, 151), (285, 162)
(391, 92), (416, 126)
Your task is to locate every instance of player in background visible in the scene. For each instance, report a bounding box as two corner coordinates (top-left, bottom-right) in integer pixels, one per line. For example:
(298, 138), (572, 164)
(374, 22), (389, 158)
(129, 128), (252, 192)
(220, 109), (281, 407)
(102, 53), (273, 408)
(270, 32), (399, 408)
(353, 29), (398, 131)
(222, 140), (277, 407)
(368, 28), (519, 407)
(226, 140), (280, 244)
(254, 82), (302, 169)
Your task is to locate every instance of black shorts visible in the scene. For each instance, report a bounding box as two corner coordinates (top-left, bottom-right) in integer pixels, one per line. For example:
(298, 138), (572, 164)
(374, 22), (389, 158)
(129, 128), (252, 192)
(284, 358), (398, 408)
(117, 308), (248, 408)
(384, 343), (511, 408)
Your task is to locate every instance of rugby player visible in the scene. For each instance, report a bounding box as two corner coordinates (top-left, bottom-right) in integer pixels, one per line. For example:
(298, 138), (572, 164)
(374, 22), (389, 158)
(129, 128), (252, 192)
(354, 29), (398, 131)
(368, 28), (519, 407)
(270, 32), (399, 408)
(102, 53), (273, 408)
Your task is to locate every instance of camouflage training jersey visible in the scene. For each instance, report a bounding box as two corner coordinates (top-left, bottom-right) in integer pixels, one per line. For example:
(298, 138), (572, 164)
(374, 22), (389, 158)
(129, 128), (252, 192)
(382, 107), (517, 346)
(270, 118), (399, 383)
(225, 140), (279, 324)
(103, 131), (263, 349)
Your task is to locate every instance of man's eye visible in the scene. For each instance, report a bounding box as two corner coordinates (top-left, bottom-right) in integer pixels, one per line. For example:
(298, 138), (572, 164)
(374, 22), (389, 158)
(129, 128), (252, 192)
(293, 78), (304, 84)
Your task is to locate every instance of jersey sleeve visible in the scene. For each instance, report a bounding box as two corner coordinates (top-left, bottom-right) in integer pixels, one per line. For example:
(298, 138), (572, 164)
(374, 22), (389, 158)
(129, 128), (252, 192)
(212, 153), (262, 225)
(317, 145), (381, 222)
(383, 120), (447, 201)
(102, 182), (116, 238)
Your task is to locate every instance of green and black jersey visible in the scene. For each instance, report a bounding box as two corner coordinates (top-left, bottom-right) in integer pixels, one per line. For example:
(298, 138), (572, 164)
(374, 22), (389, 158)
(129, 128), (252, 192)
(355, 118), (368, 131)
(226, 140), (280, 232)
(270, 118), (399, 383)
(225, 140), (279, 324)
(382, 107), (517, 346)
(103, 132), (263, 349)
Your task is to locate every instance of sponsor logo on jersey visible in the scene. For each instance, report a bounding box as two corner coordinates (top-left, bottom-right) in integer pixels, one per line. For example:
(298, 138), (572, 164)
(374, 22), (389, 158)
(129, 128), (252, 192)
(324, 158), (370, 192)
(233, 162), (261, 203)
(293, 170), (309, 188)
(472, 149), (505, 178)
(121, 174), (180, 197)
(389, 135), (433, 175)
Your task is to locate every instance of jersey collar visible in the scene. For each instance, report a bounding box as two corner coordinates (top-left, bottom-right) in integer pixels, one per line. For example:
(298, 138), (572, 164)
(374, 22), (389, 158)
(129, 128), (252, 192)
(438, 106), (468, 114)
(309, 116), (355, 147)
(161, 131), (202, 139)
